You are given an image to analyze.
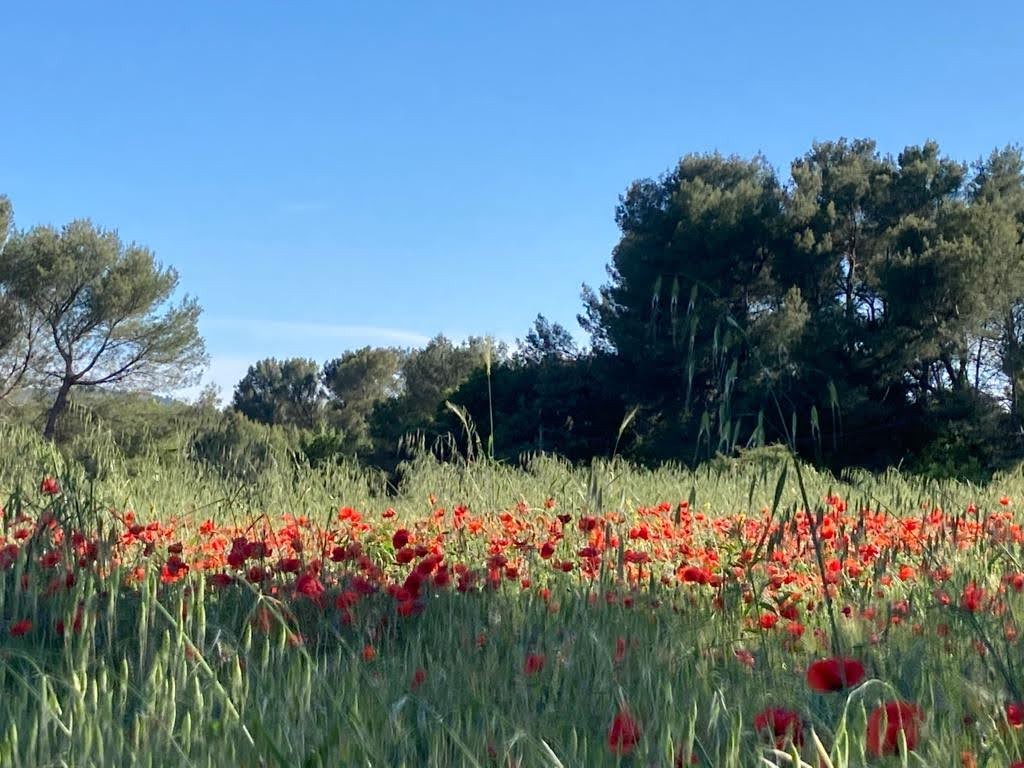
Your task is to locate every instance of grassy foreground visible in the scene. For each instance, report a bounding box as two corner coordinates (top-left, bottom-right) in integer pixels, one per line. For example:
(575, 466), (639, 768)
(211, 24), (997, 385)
(2, 425), (1024, 766)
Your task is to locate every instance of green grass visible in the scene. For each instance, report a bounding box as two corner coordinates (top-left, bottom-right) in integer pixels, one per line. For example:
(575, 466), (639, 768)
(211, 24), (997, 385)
(1, 422), (1024, 766)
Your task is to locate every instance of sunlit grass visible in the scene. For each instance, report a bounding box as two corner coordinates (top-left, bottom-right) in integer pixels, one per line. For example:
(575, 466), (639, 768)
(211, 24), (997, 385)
(1, 422), (1024, 766)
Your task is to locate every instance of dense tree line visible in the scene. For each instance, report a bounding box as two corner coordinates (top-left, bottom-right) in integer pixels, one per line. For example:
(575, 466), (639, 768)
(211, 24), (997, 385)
(221, 140), (1024, 479)
(3, 137), (1023, 481)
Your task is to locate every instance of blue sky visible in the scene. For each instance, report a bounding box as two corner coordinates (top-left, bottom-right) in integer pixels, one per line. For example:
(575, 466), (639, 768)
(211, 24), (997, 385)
(3, 1), (1022, 399)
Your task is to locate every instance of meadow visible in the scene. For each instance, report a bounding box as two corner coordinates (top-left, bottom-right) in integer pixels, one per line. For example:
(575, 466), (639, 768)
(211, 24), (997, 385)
(2, 424), (1024, 767)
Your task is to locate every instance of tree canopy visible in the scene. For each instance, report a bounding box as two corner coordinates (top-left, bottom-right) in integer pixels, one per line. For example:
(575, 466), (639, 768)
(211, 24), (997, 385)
(576, 140), (1024, 471)
(322, 346), (404, 451)
(232, 357), (324, 431)
(0, 219), (206, 438)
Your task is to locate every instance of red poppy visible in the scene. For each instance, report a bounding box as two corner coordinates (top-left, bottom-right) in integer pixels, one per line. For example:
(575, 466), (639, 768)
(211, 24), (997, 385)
(40, 476), (60, 495)
(806, 657), (865, 692)
(524, 652), (546, 676)
(160, 556), (189, 584)
(614, 636), (627, 664)
(397, 599), (421, 617)
(866, 700), (922, 757)
(295, 572), (324, 600)
(392, 529), (411, 550)
(10, 618), (32, 637)
(411, 667), (426, 690)
(607, 709), (641, 755)
(962, 583), (986, 613)
(362, 644), (376, 662)
(679, 565), (710, 585)
(1006, 701), (1024, 727)
(753, 707), (803, 747)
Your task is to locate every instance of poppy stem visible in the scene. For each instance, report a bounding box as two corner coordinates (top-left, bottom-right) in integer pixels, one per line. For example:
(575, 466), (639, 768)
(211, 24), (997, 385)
(791, 456), (843, 658)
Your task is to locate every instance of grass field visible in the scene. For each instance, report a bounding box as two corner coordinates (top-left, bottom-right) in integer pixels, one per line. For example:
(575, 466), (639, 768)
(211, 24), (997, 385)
(2, 424), (1024, 767)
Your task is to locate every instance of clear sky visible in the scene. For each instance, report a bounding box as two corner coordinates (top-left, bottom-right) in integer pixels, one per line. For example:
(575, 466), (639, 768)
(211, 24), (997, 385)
(3, 1), (1022, 399)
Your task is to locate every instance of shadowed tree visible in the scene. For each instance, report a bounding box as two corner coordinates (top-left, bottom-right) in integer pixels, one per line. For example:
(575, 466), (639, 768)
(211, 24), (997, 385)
(370, 335), (499, 454)
(322, 346), (404, 450)
(231, 357), (324, 430)
(0, 219), (206, 439)
(578, 152), (790, 460)
(515, 314), (578, 364)
(578, 140), (1022, 469)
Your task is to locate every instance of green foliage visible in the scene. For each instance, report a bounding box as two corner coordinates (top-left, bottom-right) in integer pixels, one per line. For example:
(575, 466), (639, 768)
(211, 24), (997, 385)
(2, 426), (1024, 764)
(369, 335), (498, 461)
(190, 409), (300, 482)
(322, 346), (404, 451)
(0, 197), (36, 400)
(5, 138), (1024, 482)
(299, 426), (348, 467)
(0, 195), (10, 242)
(580, 139), (1024, 473)
(515, 314), (578, 364)
(231, 357), (324, 430)
(442, 353), (626, 463)
(0, 219), (206, 438)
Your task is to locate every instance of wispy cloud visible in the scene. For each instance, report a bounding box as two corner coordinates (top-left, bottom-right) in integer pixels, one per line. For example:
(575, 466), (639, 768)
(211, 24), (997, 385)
(204, 317), (432, 347)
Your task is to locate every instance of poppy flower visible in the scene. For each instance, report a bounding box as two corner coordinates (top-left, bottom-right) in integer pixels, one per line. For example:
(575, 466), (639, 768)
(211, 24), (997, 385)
(392, 529), (411, 550)
(607, 709), (641, 755)
(614, 636), (627, 664)
(866, 700), (922, 757)
(753, 707), (803, 747)
(411, 668), (426, 690)
(806, 657), (865, 692)
(160, 556), (189, 584)
(295, 572), (324, 600)
(40, 476), (60, 495)
(397, 599), (422, 617)
(362, 644), (377, 662)
(524, 652), (546, 676)
(679, 565), (709, 584)
(10, 619), (32, 637)
(1006, 701), (1024, 727)
(962, 583), (986, 613)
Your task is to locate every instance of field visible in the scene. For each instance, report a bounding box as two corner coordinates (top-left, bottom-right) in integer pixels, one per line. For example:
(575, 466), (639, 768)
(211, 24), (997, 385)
(2, 426), (1024, 767)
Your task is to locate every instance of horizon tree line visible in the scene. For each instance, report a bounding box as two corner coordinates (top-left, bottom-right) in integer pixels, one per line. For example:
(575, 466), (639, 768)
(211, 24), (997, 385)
(2, 137), (1023, 479)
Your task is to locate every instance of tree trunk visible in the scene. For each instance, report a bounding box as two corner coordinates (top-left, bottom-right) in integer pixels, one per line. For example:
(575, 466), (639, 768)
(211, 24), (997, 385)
(43, 379), (73, 441)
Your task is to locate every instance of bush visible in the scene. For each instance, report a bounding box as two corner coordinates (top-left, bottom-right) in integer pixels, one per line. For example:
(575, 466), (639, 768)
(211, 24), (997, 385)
(190, 410), (300, 481)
